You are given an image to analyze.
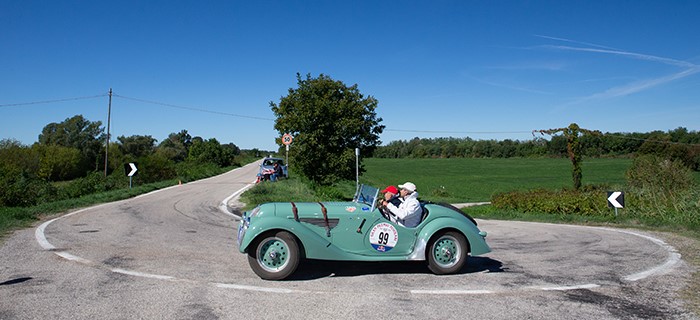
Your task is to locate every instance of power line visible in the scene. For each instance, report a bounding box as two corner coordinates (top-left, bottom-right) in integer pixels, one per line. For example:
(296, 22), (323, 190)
(2, 92), (698, 147)
(0, 94), (108, 107)
(385, 128), (533, 134)
(112, 94), (275, 121)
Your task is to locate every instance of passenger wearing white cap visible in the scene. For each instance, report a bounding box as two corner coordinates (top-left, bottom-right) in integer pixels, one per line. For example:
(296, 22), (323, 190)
(382, 181), (422, 228)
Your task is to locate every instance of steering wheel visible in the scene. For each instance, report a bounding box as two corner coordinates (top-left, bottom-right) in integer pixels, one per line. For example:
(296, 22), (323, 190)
(377, 201), (392, 221)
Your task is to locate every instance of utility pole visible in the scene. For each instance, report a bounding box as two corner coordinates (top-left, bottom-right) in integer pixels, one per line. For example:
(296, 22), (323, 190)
(104, 88), (112, 177)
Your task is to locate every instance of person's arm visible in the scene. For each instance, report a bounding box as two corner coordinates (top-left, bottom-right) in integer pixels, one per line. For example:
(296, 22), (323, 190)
(386, 199), (420, 220)
(388, 195), (402, 206)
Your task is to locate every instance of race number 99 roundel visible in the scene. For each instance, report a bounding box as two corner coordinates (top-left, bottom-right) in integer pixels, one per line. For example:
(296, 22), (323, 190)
(369, 223), (398, 252)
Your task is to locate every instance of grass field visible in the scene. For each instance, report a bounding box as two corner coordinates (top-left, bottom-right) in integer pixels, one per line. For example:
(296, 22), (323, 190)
(360, 157), (633, 203)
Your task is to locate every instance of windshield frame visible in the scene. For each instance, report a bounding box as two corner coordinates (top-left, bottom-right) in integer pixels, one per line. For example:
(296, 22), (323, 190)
(353, 184), (379, 212)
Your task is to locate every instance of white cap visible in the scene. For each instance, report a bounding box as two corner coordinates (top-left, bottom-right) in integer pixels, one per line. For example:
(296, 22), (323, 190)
(399, 182), (417, 193)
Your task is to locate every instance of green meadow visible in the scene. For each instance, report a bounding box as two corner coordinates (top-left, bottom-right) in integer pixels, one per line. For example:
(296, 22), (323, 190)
(359, 157), (633, 203)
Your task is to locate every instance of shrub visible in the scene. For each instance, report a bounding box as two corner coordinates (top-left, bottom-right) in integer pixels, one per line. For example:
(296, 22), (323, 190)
(492, 186), (608, 215)
(138, 153), (177, 183)
(58, 172), (109, 199)
(625, 155), (698, 226)
(626, 155), (694, 200)
(176, 161), (224, 182)
(0, 166), (56, 207)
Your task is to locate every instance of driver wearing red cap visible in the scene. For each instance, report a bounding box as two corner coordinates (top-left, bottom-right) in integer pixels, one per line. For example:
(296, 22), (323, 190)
(381, 185), (402, 207)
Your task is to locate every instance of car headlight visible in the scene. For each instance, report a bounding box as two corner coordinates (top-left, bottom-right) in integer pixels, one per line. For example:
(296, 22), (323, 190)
(249, 206), (262, 218)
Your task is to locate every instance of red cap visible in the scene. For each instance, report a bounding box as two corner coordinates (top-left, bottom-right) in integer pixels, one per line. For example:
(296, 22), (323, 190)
(381, 186), (399, 194)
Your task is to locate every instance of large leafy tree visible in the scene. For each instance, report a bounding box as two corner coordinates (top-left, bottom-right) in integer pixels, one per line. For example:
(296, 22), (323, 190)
(188, 137), (235, 167)
(38, 115), (104, 172)
(270, 73), (384, 184)
(158, 129), (194, 163)
(117, 135), (157, 159)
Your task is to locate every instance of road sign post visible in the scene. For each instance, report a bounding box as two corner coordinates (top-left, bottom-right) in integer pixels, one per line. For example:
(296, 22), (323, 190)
(607, 191), (624, 217)
(282, 133), (293, 177)
(125, 162), (138, 189)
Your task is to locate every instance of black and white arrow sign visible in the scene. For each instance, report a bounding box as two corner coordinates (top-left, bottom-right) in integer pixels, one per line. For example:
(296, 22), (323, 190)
(607, 191), (624, 208)
(125, 163), (138, 177)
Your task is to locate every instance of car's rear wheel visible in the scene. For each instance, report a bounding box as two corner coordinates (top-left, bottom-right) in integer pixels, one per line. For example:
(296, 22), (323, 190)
(248, 231), (300, 280)
(427, 231), (468, 274)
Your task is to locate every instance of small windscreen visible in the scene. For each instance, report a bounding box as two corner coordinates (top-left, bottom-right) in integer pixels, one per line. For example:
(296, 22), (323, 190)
(354, 185), (379, 210)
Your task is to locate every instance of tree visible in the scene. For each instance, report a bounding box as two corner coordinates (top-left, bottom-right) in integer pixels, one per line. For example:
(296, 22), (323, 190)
(270, 73), (384, 184)
(188, 138), (233, 167)
(33, 144), (82, 181)
(158, 130), (193, 163)
(534, 123), (601, 190)
(117, 135), (157, 159)
(38, 115), (104, 172)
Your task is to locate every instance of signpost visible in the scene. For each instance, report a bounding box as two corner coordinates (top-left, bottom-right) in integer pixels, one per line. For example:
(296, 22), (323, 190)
(607, 191), (624, 216)
(125, 162), (138, 189)
(282, 133), (293, 177)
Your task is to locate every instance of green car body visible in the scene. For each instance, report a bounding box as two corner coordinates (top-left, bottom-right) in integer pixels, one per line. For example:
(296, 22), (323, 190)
(237, 185), (491, 280)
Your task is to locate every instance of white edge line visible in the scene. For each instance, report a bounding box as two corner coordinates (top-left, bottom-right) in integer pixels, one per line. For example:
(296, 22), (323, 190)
(598, 228), (682, 282)
(218, 180), (257, 221)
(411, 289), (494, 295)
(112, 268), (176, 280)
(214, 282), (299, 293)
(541, 284), (600, 291)
(35, 203), (109, 250)
(506, 222), (683, 282)
(55, 252), (93, 264)
(35, 218), (58, 250)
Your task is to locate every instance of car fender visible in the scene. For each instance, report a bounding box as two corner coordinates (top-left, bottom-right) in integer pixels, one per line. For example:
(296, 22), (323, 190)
(416, 216), (491, 257)
(239, 216), (351, 259)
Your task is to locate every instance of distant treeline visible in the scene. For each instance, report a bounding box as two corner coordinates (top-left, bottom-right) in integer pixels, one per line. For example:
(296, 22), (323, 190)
(373, 127), (700, 170)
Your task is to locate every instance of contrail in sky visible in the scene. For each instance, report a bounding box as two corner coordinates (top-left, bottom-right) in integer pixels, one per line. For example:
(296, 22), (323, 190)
(537, 35), (700, 102)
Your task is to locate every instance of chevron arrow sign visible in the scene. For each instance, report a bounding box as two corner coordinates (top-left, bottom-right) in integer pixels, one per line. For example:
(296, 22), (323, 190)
(125, 163), (138, 177)
(607, 191), (624, 208)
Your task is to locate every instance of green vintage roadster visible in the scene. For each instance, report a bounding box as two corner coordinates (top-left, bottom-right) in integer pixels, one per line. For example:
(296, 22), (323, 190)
(237, 184), (491, 280)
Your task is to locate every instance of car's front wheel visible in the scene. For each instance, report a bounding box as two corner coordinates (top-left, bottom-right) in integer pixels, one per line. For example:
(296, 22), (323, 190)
(248, 231), (300, 280)
(427, 231), (468, 274)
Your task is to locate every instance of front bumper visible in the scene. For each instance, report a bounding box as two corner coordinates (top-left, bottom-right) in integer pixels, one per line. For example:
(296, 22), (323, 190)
(237, 213), (250, 251)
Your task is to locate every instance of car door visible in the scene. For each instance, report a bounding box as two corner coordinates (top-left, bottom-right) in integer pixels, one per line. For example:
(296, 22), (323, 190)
(361, 215), (418, 256)
(326, 207), (417, 257)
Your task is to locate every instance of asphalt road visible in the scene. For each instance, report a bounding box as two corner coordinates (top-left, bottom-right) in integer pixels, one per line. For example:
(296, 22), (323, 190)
(0, 160), (696, 319)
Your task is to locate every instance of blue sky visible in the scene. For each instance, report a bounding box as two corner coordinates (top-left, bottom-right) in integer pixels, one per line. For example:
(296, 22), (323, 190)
(2, 1), (699, 150)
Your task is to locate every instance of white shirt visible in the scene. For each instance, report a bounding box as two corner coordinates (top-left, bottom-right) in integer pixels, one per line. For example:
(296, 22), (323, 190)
(386, 191), (422, 228)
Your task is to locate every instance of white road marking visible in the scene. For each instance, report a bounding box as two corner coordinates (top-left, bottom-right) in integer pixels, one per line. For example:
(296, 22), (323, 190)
(218, 180), (256, 220)
(606, 228), (683, 281)
(213, 283), (300, 293)
(541, 284), (600, 291)
(514, 222), (683, 282)
(411, 289), (495, 295)
(112, 268), (176, 280)
(55, 252), (93, 265)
